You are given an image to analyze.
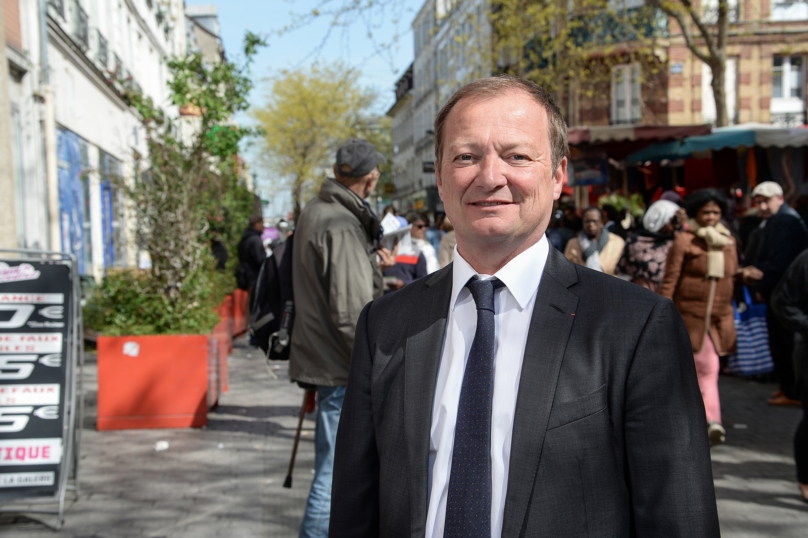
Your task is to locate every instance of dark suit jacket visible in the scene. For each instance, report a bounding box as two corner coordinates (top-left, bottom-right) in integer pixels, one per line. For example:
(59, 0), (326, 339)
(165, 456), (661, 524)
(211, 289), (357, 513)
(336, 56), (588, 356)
(331, 247), (719, 537)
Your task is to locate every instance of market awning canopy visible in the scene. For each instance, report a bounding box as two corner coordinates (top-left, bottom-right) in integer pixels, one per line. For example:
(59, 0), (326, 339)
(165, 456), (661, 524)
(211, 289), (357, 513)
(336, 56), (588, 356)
(626, 123), (808, 163)
(568, 124), (711, 146)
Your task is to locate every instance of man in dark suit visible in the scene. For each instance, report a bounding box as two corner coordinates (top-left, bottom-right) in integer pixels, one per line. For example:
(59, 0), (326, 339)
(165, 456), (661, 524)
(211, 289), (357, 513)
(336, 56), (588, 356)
(331, 75), (719, 537)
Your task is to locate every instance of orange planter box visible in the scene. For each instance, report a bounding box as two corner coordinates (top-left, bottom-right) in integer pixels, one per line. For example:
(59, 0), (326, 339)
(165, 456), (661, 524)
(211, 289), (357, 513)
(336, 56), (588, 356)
(213, 296), (233, 394)
(232, 289), (249, 336)
(97, 335), (209, 430)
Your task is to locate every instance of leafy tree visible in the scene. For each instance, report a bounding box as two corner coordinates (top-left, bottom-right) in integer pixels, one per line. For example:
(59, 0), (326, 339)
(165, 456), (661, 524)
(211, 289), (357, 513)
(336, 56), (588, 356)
(489, 0), (666, 123)
(253, 63), (381, 220)
(647, 0), (732, 126)
(86, 32), (266, 335)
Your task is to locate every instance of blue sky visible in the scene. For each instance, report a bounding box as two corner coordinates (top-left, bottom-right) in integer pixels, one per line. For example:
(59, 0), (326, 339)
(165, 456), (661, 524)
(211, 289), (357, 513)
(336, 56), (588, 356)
(185, 0), (421, 215)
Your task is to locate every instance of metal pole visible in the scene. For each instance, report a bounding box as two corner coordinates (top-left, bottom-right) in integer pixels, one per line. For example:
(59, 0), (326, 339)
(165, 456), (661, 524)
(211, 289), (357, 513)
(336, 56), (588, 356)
(40, 0), (60, 252)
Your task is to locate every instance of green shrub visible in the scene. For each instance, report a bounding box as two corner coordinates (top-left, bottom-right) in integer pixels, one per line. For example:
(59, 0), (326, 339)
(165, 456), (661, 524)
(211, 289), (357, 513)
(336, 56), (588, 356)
(85, 259), (231, 336)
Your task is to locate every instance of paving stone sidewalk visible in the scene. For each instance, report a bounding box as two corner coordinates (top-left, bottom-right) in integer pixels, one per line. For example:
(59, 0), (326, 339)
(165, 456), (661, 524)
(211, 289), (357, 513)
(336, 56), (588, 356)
(1, 339), (807, 536)
(0, 337), (316, 537)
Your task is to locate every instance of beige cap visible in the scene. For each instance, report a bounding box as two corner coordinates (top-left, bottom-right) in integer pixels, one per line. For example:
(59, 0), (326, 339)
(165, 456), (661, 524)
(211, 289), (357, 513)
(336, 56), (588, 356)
(751, 181), (783, 198)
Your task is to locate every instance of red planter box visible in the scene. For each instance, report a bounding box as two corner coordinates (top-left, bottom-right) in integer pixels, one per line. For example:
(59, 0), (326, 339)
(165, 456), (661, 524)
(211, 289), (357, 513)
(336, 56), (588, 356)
(97, 335), (209, 430)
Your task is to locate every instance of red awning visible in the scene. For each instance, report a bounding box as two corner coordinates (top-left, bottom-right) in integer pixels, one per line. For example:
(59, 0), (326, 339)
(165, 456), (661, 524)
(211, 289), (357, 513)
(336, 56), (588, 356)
(568, 124), (711, 146)
(567, 124), (712, 159)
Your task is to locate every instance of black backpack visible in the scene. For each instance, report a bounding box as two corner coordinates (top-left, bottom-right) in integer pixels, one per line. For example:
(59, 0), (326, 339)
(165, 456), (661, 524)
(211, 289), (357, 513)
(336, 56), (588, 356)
(249, 234), (295, 361)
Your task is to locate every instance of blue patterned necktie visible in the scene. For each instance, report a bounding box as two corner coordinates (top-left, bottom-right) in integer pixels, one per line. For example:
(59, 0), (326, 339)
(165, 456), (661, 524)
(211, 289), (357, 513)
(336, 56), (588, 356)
(445, 277), (505, 538)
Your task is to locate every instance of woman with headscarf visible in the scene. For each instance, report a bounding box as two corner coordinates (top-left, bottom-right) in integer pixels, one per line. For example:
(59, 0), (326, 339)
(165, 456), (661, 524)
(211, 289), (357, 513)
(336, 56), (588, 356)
(660, 189), (743, 446)
(617, 200), (682, 293)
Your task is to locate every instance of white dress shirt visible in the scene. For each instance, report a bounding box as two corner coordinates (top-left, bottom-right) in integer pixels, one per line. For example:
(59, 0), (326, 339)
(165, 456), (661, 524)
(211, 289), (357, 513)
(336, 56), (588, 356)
(425, 237), (549, 538)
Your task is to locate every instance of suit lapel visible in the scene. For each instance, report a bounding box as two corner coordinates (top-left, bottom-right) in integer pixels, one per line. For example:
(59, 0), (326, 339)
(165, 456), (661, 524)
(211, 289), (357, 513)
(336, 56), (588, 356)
(501, 248), (579, 538)
(405, 265), (453, 537)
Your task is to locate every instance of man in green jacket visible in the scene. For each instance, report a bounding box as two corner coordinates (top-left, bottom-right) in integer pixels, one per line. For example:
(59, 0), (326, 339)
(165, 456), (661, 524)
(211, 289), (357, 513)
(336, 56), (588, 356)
(289, 138), (395, 538)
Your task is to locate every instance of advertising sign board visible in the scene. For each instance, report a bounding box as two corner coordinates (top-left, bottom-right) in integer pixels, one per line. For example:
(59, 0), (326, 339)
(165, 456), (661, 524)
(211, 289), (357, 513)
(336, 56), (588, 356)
(0, 252), (81, 528)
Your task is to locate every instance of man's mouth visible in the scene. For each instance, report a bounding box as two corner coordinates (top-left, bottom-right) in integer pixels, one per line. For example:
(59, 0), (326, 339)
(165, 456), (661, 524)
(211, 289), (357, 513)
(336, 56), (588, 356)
(471, 202), (509, 206)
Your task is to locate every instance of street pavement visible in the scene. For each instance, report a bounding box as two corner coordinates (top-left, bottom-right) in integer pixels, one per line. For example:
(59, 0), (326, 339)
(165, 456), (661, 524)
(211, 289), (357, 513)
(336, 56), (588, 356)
(1, 337), (807, 536)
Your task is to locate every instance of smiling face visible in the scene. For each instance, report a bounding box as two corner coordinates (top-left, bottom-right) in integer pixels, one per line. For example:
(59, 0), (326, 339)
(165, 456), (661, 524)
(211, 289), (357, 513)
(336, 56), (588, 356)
(436, 90), (565, 261)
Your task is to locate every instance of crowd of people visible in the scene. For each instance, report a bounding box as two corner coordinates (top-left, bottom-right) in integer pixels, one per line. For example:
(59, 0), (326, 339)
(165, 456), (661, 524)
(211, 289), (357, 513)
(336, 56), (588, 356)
(309, 183), (808, 506)
(551, 182), (807, 501)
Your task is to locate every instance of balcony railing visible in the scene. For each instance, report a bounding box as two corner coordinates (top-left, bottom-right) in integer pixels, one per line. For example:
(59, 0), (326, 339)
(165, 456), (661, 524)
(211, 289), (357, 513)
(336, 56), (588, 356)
(48, 0), (65, 18)
(771, 111), (807, 127)
(96, 30), (108, 70)
(72, 0), (89, 51)
(702, 4), (739, 24)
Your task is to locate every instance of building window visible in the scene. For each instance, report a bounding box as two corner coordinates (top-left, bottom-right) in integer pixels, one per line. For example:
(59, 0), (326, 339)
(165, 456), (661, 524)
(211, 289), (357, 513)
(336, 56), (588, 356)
(72, 0), (89, 51)
(100, 152), (125, 267)
(701, 59), (738, 125)
(770, 0), (808, 21)
(96, 30), (108, 70)
(771, 56), (805, 126)
(611, 64), (641, 125)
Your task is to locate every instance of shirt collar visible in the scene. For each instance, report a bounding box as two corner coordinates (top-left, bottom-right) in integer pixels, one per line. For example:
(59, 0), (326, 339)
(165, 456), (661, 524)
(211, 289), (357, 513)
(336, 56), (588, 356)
(451, 235), (549, 311)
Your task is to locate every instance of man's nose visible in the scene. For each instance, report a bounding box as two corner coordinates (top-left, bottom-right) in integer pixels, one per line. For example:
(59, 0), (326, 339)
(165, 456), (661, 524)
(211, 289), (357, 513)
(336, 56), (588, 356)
(477, 153), (508, 189)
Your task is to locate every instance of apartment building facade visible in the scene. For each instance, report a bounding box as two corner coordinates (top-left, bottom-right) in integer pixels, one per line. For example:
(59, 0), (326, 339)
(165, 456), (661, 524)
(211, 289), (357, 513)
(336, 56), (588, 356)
(388, 0), (490, 213)
(564, 0), (808, 128)
(2, 0), (218, 280)
(388, 0), (808, 210)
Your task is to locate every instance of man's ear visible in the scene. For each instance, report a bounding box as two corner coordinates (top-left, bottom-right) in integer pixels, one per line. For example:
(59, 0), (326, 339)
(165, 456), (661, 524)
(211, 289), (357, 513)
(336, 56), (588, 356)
(333, 164), (339, 178)
(552, 157), (567, 201)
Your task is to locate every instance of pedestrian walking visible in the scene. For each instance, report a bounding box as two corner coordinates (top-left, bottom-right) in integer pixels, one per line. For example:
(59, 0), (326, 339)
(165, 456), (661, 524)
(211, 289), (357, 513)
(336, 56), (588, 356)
(770, 249), (808, 503)
(426, 211), (445, 253)
(564, 206), (625, 275)
(660, 189), (745, 444)
(236, 215), (267, 291)
(747, 181), (808, 406)
(617, 199), (680, 293)
(438, 216), (456, 268)
(331, 75), (718, 537)
(288, 138), (396, 538)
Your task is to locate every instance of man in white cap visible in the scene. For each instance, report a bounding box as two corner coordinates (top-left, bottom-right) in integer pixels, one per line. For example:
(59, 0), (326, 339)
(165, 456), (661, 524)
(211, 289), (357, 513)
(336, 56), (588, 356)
(749, 181), (808, 406)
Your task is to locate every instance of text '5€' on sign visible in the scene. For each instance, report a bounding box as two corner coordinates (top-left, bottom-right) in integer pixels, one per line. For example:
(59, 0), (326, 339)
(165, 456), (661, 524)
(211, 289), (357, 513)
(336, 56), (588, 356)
(0, 250), (83, 529)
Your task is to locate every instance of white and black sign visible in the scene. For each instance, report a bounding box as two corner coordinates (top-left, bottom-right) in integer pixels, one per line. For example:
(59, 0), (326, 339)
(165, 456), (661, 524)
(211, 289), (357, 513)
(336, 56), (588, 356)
(0, 261), (72, 500)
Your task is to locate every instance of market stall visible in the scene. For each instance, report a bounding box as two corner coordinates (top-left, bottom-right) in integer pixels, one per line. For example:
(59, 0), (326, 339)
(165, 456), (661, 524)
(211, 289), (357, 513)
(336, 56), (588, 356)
(626, 123), (808, 198)
(566, 124), (712, 207)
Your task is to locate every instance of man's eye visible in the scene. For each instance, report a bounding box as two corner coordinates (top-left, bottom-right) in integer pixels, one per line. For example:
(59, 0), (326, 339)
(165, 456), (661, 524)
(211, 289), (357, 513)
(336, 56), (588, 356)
(511, 154), (527, 161)
(458, 155), (472, 161)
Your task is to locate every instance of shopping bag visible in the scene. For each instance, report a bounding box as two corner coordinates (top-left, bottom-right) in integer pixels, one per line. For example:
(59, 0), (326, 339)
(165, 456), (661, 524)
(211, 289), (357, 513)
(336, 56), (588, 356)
(727, 286), (774, 376)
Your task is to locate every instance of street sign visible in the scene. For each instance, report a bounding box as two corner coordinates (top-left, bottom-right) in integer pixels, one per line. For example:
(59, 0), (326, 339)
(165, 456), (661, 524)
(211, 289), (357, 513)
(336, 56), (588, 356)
(0, 251), (82, 529)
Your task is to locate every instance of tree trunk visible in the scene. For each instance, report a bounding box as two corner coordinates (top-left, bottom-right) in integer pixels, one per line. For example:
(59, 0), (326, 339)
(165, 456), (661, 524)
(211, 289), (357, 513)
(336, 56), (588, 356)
(292, 180), (303, 224)
(710, 58), (729, 127)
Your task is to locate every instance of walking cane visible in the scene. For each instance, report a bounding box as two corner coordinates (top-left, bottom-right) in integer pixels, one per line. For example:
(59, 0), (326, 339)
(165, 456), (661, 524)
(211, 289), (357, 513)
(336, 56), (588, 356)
(284, 388), (311, 488)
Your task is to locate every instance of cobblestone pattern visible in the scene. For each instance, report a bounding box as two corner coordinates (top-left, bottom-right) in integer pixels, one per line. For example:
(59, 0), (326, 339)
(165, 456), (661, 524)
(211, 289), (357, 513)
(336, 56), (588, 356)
(1, 341), (806, 536)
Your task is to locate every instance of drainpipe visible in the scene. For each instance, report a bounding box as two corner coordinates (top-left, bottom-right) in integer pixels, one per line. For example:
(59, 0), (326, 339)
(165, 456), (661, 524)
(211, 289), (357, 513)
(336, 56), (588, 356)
(41, 0), (60, 252)
(0, 0), (19, 248)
